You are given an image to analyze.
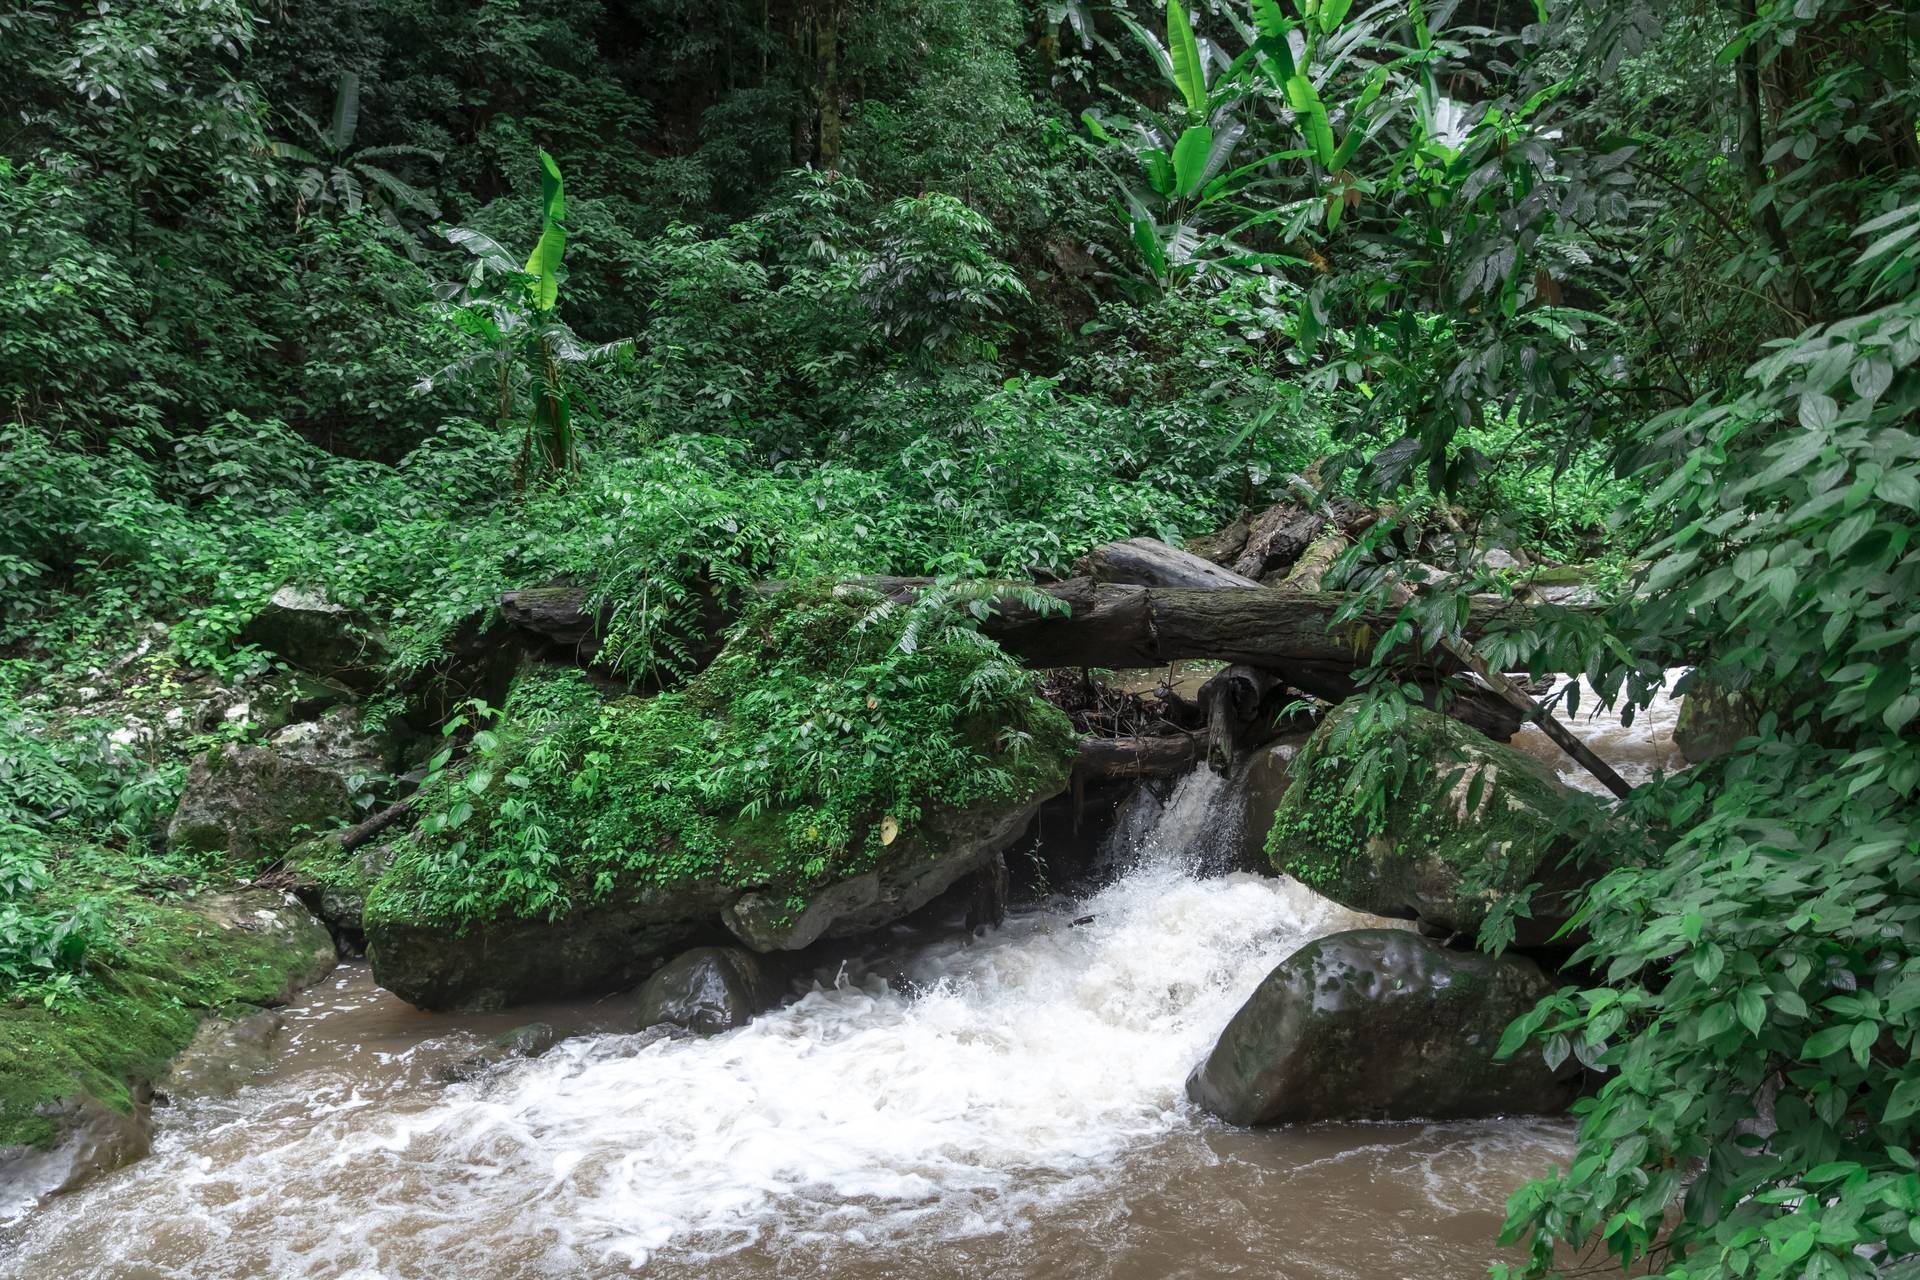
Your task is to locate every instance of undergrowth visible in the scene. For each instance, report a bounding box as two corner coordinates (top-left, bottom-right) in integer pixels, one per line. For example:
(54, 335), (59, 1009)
(368, 584), (1075, 927)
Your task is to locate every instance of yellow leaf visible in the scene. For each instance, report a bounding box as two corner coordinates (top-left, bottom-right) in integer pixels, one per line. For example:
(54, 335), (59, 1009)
(880, 816), (900, 846)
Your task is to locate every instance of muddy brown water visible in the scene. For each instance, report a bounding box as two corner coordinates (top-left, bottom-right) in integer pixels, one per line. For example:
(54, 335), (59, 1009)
(2, 680), (1687, 1280)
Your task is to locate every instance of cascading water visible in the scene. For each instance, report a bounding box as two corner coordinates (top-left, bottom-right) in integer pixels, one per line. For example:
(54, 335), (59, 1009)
(0, 753), (1594, 1280)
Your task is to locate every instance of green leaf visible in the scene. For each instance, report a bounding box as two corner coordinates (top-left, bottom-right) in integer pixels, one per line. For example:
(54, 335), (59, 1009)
(1172, 125), (1216, 196)
(1887, 1077), (1920, 1124)
(1803, 1025), (1851, 1058)
(1320, 0), (1354, 32)
(1167, 0), (1208, 114)
(522, 150), (568, 312)
(1285, 74), (1336, 167)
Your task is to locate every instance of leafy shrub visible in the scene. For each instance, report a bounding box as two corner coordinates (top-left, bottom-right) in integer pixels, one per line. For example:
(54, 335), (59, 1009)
(371, 585), (1074, 926)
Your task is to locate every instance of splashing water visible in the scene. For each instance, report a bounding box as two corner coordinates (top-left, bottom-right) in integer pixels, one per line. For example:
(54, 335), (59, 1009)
(0, 761), (1591, 1279)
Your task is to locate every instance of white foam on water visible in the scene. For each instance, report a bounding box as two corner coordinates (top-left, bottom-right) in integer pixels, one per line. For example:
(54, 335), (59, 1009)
(0, 792), (1389, 1279)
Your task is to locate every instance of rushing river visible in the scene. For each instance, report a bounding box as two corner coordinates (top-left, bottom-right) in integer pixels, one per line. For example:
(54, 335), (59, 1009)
(1, 684), (1684, 1280)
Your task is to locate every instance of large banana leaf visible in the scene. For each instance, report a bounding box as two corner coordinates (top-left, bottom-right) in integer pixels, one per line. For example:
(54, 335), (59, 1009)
(522, 150), (567, 312)
(1167, 1), (1208, 114)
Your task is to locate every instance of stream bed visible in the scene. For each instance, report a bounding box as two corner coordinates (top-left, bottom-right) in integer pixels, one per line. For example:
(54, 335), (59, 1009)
(0, 681), (1683, 1280)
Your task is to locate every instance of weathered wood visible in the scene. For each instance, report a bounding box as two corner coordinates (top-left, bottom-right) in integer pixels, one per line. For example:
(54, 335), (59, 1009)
(1279, 529), (1349, 591)
(495, 575), (1544, 738)
(340, 796), (419, 852)
(1083, 538), (1262, 590)
(1232, 504), (1326, 579)
(1074, 732), (1207, 782)
(1199, 664), (1284, 771)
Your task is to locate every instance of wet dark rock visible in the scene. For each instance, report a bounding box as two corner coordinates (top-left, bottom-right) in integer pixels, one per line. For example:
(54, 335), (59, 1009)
(1235, 734), (1308, 874)
(367, 878), (727, 1011)
(493, 1022), (559, 1057)
(166, 708), (392, 865)
(1186, 928), (1577, 1126)
(722, 794), (1050, 951)
(1268, 700), (1605, 948)
(241, 586), (390, 689)
(0, 1093), (153, 1221)
(161, 1010), (286, 1100)
(634, 947), (788, 1036)
(1675, 681), (1758, 765)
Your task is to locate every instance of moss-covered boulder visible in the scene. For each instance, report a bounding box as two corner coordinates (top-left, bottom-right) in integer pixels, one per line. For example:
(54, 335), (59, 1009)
(1186, 928), (1577, 1125)
(634, 946), (789, 1036)
(0, 888), (335, 1215)
(240, 585), (390, 690)
(1268, 700), (1603, 948)
(166, 707), (391, 865)
(365, 588), (1075, 1010)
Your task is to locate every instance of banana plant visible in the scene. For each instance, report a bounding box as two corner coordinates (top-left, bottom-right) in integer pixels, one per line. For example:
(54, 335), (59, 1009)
(1080, 0), (1426, 291)
(418, 151), (628, 485)
(271, 73), (441, 234)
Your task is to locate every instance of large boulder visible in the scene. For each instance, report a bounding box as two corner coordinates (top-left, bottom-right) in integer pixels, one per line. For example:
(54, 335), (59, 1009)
(1186, 928), (1577, 1125)
(365, 886), (722, 1012)
(1268, 700), (1604, 948)
(634, 946), (789, 1036)
(240, 586), (390, 689)
(0, 889), (334, 1216)
(1674, 680), (1758, 765)
(1234, 734), (1309, 873)
(166, 708), (391, 865)
(721, 796), (1045, 951)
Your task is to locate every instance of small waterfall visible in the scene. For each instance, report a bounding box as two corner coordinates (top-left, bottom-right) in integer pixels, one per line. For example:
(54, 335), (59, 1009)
(1100, 764), (1252, 877)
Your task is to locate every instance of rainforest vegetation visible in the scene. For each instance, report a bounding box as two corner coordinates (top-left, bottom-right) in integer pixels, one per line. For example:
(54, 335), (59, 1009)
(1, 0), (1916, 1276)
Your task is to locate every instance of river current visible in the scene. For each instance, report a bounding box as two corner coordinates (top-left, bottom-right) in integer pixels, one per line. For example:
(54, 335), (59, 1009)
(1, 683), (1683, 1279)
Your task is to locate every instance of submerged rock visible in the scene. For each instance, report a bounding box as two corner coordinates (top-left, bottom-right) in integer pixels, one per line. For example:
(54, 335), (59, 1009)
(634, 947), (788, 1036)
(166, 708), (391, 865)
(241, 586), (390, 689)
(1267, 700), (1604, 948)
(1186, 928), (1576, 1126)
(161, 1010), (286, 1100)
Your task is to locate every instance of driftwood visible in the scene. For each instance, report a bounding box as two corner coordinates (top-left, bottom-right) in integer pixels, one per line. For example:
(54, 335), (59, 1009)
(1198, 664), (1284, 771)
(1074, 732), (1207, 782)
(1082, 538), (1261, 590)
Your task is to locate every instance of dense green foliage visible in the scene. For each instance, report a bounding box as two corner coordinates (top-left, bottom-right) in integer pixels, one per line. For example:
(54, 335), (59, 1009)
(370, 587), (1074, 926)
(1072, 0), (1919, 1276)
(3, 0), (1913, 1275)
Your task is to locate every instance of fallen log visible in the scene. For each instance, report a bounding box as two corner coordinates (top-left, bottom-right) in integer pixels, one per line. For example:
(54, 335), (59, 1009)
(1082, 538), (1261, 590)
(1198, 664), (1284, 771)
(498, 577), (1544, 737)
(1074, 732), (1206, 782)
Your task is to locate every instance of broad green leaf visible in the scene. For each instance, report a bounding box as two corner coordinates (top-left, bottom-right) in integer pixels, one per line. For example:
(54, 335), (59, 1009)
(1172, 125), (1215, 196)
(1319, 0), (1354, 32)
(1167, 0), (1207, 114)
(1285, 75), (1336, 167)
(523, 150), (568, 312)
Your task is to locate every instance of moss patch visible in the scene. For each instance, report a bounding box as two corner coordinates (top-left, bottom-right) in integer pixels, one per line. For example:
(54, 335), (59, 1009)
(1267, 699), (1605, 941)
(368, 585), (1075, 931)
(1, 881), (332, 1151)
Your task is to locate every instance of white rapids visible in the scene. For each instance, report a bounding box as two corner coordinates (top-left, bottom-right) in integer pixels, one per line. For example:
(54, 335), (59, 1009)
(0, 695), (1689, 1278)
